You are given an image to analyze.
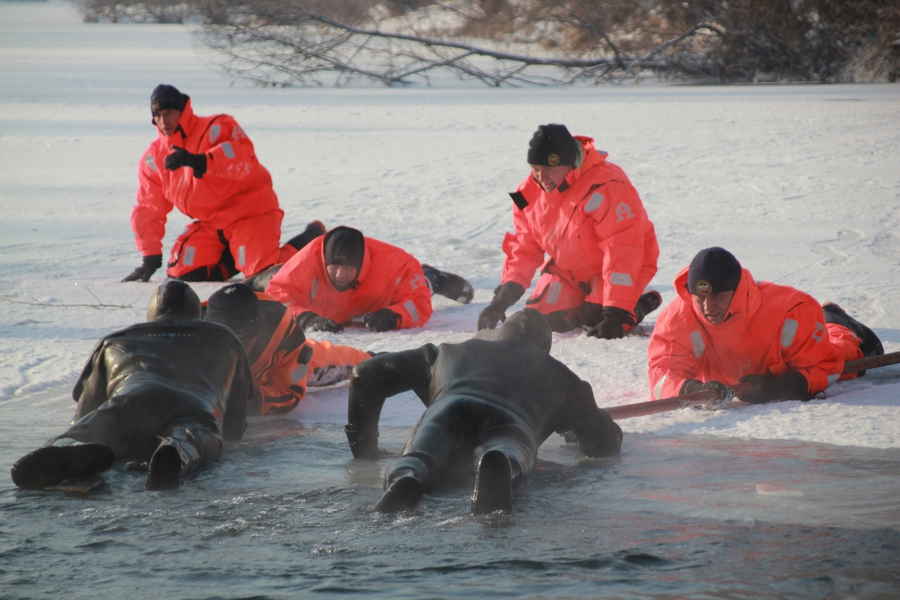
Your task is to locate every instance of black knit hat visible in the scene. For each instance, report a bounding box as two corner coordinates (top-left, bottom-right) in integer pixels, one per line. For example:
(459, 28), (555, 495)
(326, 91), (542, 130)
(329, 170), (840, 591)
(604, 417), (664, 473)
(206, 283), (259, 328)
(527, 124), (578, 167)
(146, 280), (201, 321)
(687, 247), (742, 295)
(150, 84), (189, 115)
(324, 226), (365, 269)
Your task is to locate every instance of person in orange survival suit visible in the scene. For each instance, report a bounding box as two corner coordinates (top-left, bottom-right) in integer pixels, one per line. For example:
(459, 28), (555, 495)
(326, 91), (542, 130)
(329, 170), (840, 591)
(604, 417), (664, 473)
(205, 283), (374, 415)
(122, 83), (325, 283)
(478, 124), (662, 338)
(265, 226), (473, 333)
(647, 246), (885, 404)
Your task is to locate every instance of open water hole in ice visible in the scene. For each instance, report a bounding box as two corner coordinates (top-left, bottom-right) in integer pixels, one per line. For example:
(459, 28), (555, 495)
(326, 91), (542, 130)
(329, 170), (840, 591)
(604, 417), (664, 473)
(2, 398), (899, 600)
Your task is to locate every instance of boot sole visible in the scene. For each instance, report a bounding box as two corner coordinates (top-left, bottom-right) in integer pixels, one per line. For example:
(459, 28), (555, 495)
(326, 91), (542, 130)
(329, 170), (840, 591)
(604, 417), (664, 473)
(375, 475), (423, 513)
(11, 444), (114, 490)
(472, 450), (512, 514)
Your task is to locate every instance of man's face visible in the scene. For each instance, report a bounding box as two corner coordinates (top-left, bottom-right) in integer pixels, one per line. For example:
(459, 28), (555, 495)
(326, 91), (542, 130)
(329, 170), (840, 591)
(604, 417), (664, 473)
(692, 290), (735, 324)
(153, 108), (181, 136)
(326, 263), (358, 291)
(530, 164), (571, 192)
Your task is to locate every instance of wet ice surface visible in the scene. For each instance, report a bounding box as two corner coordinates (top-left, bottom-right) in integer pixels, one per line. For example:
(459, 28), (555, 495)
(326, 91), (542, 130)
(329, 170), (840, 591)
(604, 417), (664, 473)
(3, 394), (899, 599)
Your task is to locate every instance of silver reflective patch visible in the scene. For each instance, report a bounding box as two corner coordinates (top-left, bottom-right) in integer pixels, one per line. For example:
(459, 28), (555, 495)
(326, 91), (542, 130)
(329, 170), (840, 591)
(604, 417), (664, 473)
(183, 245), (196, 266)
(291, 363), (309, 384)
(222, 142), (235, 159)
(237, 245), (246, 267)
(546, 281), (562, 305)
(691, 330), (705, 358)
(584, 192), (604, 213)
(615, 202), (635, 222)
(404, 300), (418, 323)
(653, 375), (667, 400)
(610, 272), (634, 287)
(145, 154), (157, 172)
(781, 318), (799, 348)
(209, 124), (221, 144)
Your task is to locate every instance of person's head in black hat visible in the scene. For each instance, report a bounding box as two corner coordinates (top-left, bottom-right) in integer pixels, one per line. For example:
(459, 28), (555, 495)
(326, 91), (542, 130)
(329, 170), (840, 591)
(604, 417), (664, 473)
(150, 83), (189, 136)
(146, 280), (201, 322)
(206, 283), (260, 340)
(527, 124), (580, 193)
(323, 226), (365, 291)
(686, 247), (742, 324)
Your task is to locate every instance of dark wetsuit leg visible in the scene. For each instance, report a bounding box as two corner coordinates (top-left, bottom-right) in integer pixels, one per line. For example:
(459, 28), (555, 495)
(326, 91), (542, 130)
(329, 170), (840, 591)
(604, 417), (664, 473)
(64, 382), (219, 461)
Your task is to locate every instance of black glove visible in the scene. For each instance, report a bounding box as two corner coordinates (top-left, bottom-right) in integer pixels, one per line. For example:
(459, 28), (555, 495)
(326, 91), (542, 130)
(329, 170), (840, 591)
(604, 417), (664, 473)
(583, 306), (635, 339)
(121, 254), (162, 282)
(299, 312), (344, 333)
(681, 379), (732, 401)
(165, 146), (207, 178)
(738, 371), (809, 404)
(577, 302), (605, 328)
(477, 282), (526, 330)
(362, 308), (401, 332)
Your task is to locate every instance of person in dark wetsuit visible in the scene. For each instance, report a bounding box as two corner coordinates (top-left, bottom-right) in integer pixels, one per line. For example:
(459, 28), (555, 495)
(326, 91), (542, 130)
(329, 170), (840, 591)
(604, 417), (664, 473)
(10, 280), (258, 491)
(344, 309), (623, 514)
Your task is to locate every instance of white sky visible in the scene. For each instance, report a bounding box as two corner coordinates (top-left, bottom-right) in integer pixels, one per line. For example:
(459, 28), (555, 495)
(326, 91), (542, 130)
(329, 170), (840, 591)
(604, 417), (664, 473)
(1, 1), (898, 453)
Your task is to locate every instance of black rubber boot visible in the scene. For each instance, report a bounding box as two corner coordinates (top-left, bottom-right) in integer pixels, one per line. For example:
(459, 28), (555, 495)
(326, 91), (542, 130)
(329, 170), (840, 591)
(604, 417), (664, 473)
(375, 470), (424, 513)
(422, 264), (474, 304)
(286, 220), (326, 251)
(145, 425), (215, 490)
(471, 449), (513, 515)
(823, 303), (884, 357)
(634, 290), (662, 325)
(11, 443), (114, 490)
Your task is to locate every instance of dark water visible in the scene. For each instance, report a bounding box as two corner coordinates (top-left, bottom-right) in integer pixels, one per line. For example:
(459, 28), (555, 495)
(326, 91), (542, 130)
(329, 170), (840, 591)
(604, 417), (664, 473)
(3, 394), (900, 600)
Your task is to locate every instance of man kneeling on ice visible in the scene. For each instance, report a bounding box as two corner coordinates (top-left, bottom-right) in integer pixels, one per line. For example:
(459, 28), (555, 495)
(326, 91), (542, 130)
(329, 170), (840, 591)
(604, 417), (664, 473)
(10, 281), (258, 491)
(344, 309), (623, 514)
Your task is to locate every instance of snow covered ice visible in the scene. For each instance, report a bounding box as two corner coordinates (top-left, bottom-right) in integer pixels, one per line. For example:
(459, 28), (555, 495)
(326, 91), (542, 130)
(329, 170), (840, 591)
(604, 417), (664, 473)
(2, 1), (898, 449)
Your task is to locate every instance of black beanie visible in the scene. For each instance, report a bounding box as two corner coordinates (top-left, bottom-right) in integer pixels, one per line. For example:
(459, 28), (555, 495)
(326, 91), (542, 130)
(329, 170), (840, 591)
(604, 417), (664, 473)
(146, 280), (201, 321)
(687, 247), (742, 295)
(150, 84), (189, 115)
(324, 227), (365, 269)
(206, 283), (259, 327)
(527, 124), (578, 167)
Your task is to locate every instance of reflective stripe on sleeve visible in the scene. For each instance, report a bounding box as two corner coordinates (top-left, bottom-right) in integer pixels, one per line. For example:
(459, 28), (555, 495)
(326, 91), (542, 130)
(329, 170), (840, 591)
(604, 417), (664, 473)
(781, 318), (798, 348)
(403, 300), (419, 324)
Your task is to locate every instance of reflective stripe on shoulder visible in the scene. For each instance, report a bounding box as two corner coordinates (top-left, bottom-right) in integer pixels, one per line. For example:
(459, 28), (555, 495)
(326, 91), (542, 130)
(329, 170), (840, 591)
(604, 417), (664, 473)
(209, 124), (221, 144)
(584, 192), (604, 213)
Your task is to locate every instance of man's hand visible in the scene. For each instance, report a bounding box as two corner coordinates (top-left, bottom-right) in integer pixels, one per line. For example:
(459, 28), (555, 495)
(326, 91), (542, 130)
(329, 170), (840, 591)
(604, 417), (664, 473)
(681, 379), (732, 402)
(362, 308), (400, 332)
(477, 282), (526, 330)
(121, 254), (162, 282)
(577, 302), (605, 328)
(738, 371), (809, 403)
(583, 306), (635, 339)
(477, 303), (508, 330)
(299, 312), (344, 333)
(165, 146), (207, 178)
